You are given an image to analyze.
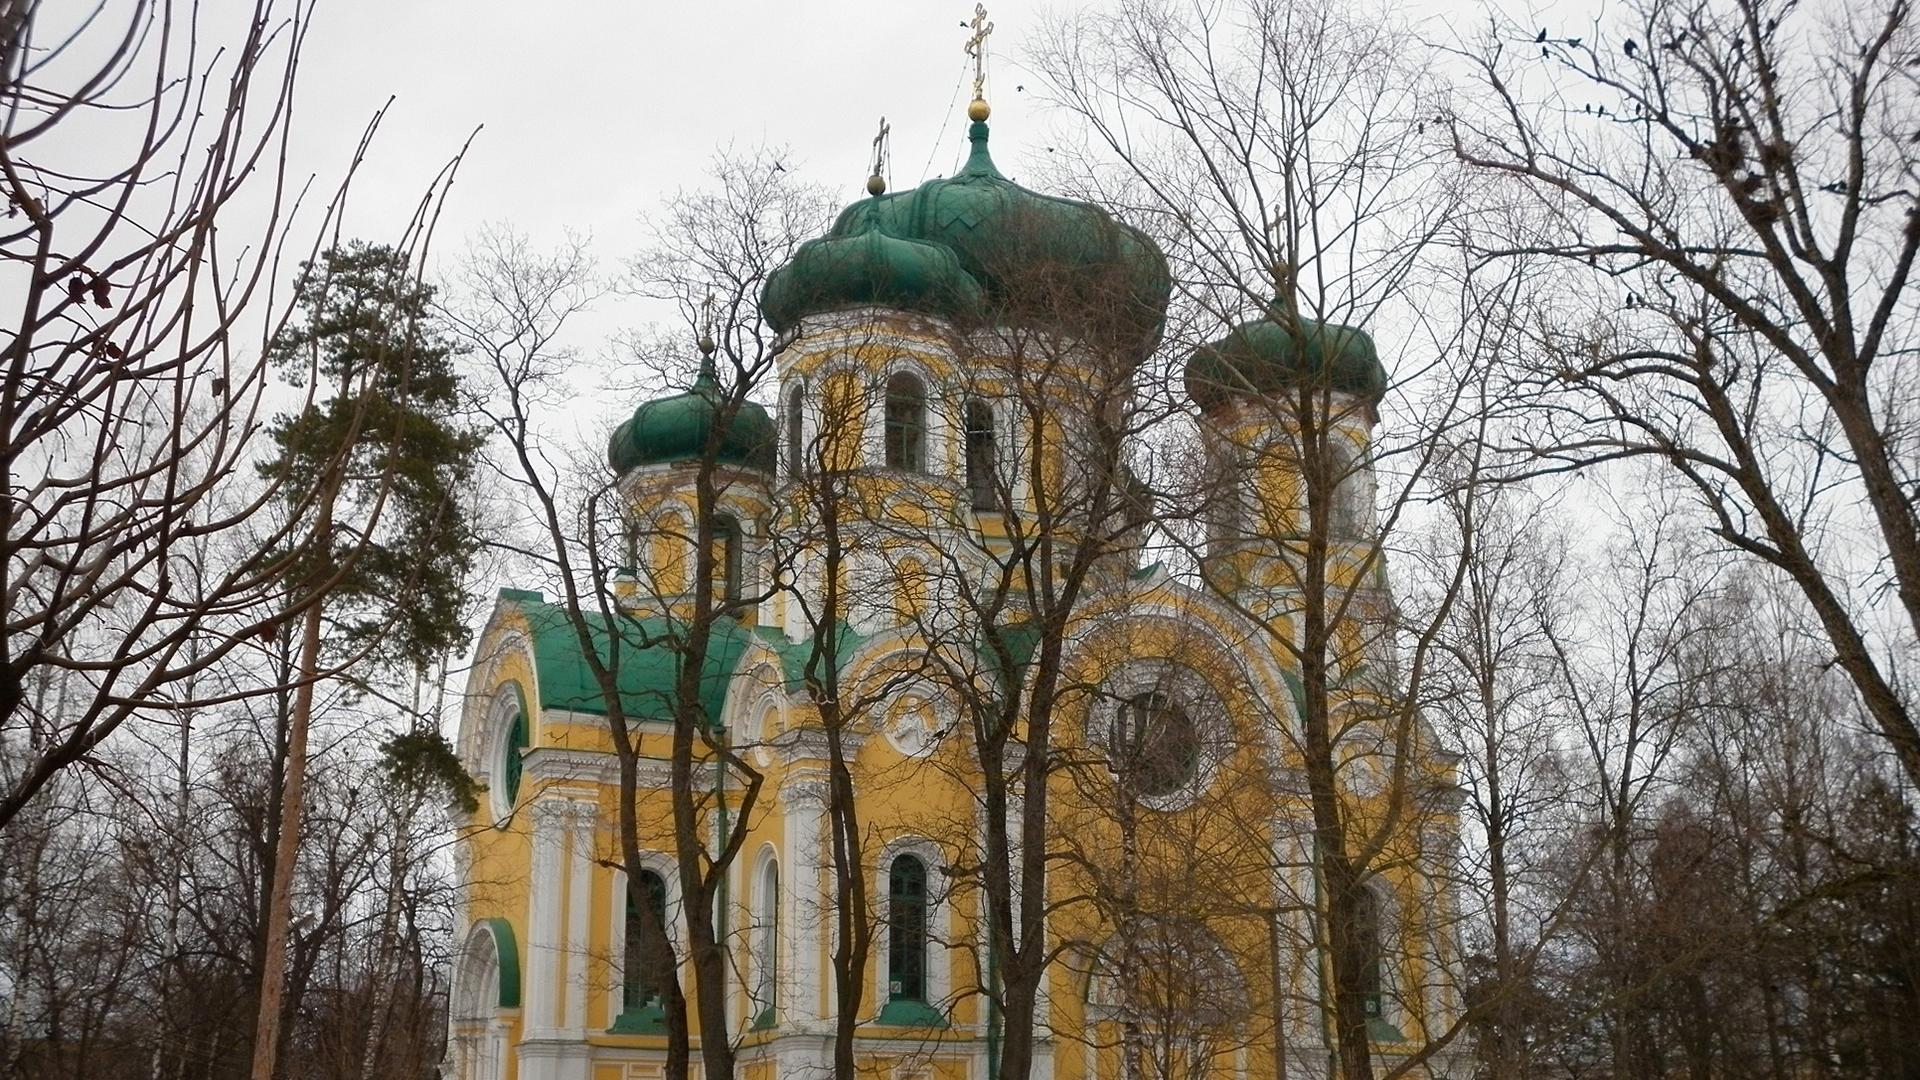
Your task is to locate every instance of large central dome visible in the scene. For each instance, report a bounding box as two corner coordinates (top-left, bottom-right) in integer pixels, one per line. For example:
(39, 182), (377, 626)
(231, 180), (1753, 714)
(762, 117), (1171, 358)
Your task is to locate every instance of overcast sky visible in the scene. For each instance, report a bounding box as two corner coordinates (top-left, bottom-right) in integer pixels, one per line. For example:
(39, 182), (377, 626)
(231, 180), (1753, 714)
(226, 0), (1184, 431)
(293, 2), (1071, 284)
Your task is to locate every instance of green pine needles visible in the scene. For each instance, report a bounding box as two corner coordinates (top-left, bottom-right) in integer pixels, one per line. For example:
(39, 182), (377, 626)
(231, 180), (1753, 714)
(263, 242), (486, 671)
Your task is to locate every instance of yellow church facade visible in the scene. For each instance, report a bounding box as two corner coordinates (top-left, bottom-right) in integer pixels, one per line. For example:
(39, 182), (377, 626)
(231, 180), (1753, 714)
(443, 91), (1465, 1080)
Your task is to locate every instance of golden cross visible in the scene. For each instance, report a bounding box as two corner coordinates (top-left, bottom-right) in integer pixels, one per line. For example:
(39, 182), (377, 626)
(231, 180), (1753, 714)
(698, 291), (717, 355)
(965, 4), (994, 103)
(870, 116), (892, 178)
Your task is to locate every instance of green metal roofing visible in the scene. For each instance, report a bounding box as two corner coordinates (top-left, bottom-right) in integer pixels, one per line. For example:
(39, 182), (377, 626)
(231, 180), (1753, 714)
(761, 120), (1171, 357)
(978, 620), (1039, 692)
(480, 917), (521, 1007)
(761, 219), (987, 332)
(607, 355), (777, 474)
(505, 590), (751, 727)
(1186, 313), (1387, 409)
(748, 622), (876, 691)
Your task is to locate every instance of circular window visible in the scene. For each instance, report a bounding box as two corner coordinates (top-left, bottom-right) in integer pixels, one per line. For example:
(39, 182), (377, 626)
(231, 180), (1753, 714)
(1110, 691), (1200, 797)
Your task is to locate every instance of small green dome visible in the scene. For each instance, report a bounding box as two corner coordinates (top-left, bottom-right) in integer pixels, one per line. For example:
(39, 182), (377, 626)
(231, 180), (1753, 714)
(1186, 313), (1387, 412)
(608, 360), (776, 474)
(761, 219), (986, 331)
(762, 120), (1171, 356)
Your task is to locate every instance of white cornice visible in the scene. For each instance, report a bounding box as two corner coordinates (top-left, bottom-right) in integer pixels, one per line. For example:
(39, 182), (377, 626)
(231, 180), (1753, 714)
(521, 747), (674, 790)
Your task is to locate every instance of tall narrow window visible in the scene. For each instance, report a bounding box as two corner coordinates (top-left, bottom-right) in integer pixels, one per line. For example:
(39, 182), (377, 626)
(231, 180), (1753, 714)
(623, 870), (669, 1011)
(964, 399), (997, 509)
(754, 861), (779, 1025)
(1355, 883), (1383, 1018)
(884, 373), (926, 472)
(887, 854), (928, 1002)
(712, 514), (742, 603)
(1328, 438), (1370, 537)
(784, 384), (805, 478)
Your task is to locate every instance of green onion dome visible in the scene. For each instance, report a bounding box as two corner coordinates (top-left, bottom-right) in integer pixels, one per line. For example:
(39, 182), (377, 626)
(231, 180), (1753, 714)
(1185, 312), (1387, 413)
(607, 353), (777, 474)
(760, 217), (987, 332)
(762, 119), (1171, 357)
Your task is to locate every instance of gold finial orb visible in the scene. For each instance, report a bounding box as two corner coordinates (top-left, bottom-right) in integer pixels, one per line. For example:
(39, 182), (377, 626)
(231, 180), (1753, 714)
(698, 332), (716, 355)
(867, 173), (886, 196)
(968, 97), (991, 122)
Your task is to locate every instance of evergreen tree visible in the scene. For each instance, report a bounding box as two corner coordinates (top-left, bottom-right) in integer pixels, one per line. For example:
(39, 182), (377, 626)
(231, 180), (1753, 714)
(250, 241), (483, 1080)
(263, 240), (485, 668)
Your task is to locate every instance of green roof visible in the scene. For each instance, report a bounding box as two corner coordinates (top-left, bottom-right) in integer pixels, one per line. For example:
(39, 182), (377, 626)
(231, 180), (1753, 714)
(762, 120), (1171, 357)
(607, 355), (777, 474)
(749, 621), (873, 691)
(978, 620), (1039, 692)
(505, 590), (751, 727)
(761, 220), (987, 332)
(1186, 313), (1387, 409)
(479, 917), (521, 1007)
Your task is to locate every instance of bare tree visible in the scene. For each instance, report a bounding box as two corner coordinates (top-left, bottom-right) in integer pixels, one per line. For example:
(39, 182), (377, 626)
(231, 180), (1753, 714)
(1449, 0), (1920, 789)
(1032, 2), (1498, 1075)
(0, 0), (376, 830)
(454, 150), (832, 1080)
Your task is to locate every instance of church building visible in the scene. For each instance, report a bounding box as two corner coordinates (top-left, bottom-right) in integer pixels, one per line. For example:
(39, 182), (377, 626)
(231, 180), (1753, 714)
(443, 36), (1463, 1080)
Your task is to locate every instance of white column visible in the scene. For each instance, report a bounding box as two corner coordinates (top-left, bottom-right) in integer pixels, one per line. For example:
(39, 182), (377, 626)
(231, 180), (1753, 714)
(781, 774), (827, 1027)
(524, 797), (568, 1038)
(563, 798), (598, 1035)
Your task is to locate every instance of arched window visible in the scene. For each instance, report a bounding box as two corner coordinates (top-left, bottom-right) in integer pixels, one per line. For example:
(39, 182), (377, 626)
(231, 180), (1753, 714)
(784, 384), (805, 478)
(884, 372), (927, 472)
(1328, 437), (1371, 537)
(1355, 882), (1384, 1018)
(620, 870), (669, 1021)
(964, 399), (997, 509)
(754, 861), (779, 1026)
(1110, 691), (1200, 798)
(887, 854), (928, 1003)
(498, 693), (529, 812)
(711, 514), (742, 603)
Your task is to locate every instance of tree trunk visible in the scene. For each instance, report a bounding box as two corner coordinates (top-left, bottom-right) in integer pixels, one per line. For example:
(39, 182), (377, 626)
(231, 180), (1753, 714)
(248, 595), (326, 1080)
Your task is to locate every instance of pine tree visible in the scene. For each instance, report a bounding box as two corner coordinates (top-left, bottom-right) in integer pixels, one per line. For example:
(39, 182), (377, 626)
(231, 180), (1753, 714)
(250, 241), (483, 1080)
(263, 240), (485, 668)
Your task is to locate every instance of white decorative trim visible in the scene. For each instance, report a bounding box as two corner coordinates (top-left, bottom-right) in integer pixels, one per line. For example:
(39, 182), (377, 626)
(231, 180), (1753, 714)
(524, 797), (570, 1038)
(747, 844), (783, 1026)
(775, 725), (869, 765)
(563, 798), (598, 1034)
(878, 678), (957, 758)
(782, 770), (827, 1028)
(460, 624), (531, 773)
(521, 746), (674, 789)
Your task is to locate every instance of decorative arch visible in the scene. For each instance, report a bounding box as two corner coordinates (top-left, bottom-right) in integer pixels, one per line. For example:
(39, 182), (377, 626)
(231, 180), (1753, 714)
(459, 626), (530, 773)
(884, 370), (928, 472)
(455, 917), (521, 1015)
(963, 398), (998, 509)
(485, 683), (531, 821)
(751, 845), (781, 1027)
(784, 381), (806, 480)
(607, 852), (686, 1032)
(1051, 585), (1298, 767)
(713, 512), (744, 602)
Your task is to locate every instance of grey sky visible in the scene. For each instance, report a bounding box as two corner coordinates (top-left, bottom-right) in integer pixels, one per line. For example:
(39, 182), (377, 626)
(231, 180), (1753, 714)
(293, 2), (1060, 278)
